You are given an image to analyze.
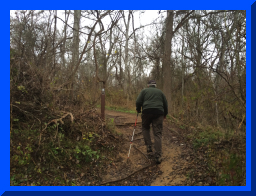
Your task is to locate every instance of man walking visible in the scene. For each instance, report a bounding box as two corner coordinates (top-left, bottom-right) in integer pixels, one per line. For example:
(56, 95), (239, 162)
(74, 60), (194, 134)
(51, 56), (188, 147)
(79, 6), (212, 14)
(136, 80), (168, 164)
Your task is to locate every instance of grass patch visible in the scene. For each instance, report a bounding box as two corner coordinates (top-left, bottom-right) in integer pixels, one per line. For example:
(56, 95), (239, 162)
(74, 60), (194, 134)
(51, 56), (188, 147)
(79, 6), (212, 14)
(97, 105), (136, 114)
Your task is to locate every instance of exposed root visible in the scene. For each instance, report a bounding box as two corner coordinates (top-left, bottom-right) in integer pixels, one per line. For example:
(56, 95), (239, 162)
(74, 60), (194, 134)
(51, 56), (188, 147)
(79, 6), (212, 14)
(133, 144), (151, 164)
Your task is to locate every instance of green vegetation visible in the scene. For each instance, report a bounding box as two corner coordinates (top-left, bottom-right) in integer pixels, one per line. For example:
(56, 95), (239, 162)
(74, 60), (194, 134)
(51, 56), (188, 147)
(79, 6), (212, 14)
(10, 114), (118, 186)
(188, 128), (224, 149)
(184, 125), (246, 186)
(106, 118), (116, 133)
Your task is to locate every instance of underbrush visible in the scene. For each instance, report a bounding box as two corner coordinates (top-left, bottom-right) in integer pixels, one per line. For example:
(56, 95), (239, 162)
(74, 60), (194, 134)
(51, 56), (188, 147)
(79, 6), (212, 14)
(10, 53), (127, 186)
(101, 89), (137, 114)
(184, 124), (246, 186)
(10, 108), (123, 186)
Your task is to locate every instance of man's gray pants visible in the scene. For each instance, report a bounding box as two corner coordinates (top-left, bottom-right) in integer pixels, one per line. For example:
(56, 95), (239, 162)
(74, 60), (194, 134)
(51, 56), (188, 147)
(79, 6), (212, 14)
(141, 113), (164, 157)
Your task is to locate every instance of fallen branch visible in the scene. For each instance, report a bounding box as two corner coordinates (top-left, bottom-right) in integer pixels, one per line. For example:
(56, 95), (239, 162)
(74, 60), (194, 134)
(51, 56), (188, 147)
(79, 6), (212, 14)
(41, 111), (74, 133)
(38, 111), (74, 149)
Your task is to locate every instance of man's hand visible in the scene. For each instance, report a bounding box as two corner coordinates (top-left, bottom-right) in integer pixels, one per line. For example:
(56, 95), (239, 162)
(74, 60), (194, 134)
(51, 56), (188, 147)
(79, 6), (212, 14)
(164, 116), (166, 120)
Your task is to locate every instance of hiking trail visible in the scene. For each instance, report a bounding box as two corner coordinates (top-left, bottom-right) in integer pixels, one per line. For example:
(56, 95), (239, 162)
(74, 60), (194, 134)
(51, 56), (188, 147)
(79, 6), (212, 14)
(100, 110), (189, 186)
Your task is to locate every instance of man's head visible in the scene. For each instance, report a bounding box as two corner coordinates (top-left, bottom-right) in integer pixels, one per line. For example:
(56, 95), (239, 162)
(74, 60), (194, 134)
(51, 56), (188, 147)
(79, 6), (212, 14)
(147, 80), (157, 87)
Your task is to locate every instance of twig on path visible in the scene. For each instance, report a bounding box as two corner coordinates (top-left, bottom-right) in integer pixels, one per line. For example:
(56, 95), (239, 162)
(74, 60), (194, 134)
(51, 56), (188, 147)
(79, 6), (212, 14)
(167, 127), (182, 137)
(133, 137), (144, 141)
(100, 163), (153, 185)
(166, 168), (184, 185)
(168, 173), (179, 184)
(134, 131), (142, 136)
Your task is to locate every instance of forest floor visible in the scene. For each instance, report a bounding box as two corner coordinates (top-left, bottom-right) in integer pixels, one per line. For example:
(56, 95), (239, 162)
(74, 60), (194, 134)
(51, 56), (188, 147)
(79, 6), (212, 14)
(11, 107), (245, 186)
(99, 110), (190, 186)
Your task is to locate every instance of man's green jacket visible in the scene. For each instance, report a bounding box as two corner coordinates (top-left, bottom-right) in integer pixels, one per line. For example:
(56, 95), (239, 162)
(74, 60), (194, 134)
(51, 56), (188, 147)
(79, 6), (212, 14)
(136, 86), (168, 116)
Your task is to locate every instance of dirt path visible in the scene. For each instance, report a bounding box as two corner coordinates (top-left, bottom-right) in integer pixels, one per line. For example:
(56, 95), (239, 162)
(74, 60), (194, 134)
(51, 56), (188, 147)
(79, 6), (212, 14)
(102, 110), (188, 186)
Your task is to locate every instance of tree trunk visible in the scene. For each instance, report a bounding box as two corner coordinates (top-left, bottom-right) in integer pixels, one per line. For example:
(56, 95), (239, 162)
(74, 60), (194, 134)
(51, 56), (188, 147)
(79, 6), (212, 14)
(163, 10), (174, 115)
(181, 28), (185, 109)
(123, 11), (132, 98)
(61, 10), (70, 69)
(71, 10), (81, 99)
(53, 10), (57, 71)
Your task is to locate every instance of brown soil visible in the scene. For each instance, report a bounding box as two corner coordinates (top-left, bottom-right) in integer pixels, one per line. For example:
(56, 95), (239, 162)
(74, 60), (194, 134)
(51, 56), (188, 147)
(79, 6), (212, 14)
(100, 110), (188, 186)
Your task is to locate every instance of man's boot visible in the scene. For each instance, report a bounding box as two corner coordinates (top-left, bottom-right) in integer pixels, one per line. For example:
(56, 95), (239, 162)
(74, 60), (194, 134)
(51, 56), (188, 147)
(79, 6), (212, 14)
(155, 155), (162, 164)
(147, 145), (153, 153)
